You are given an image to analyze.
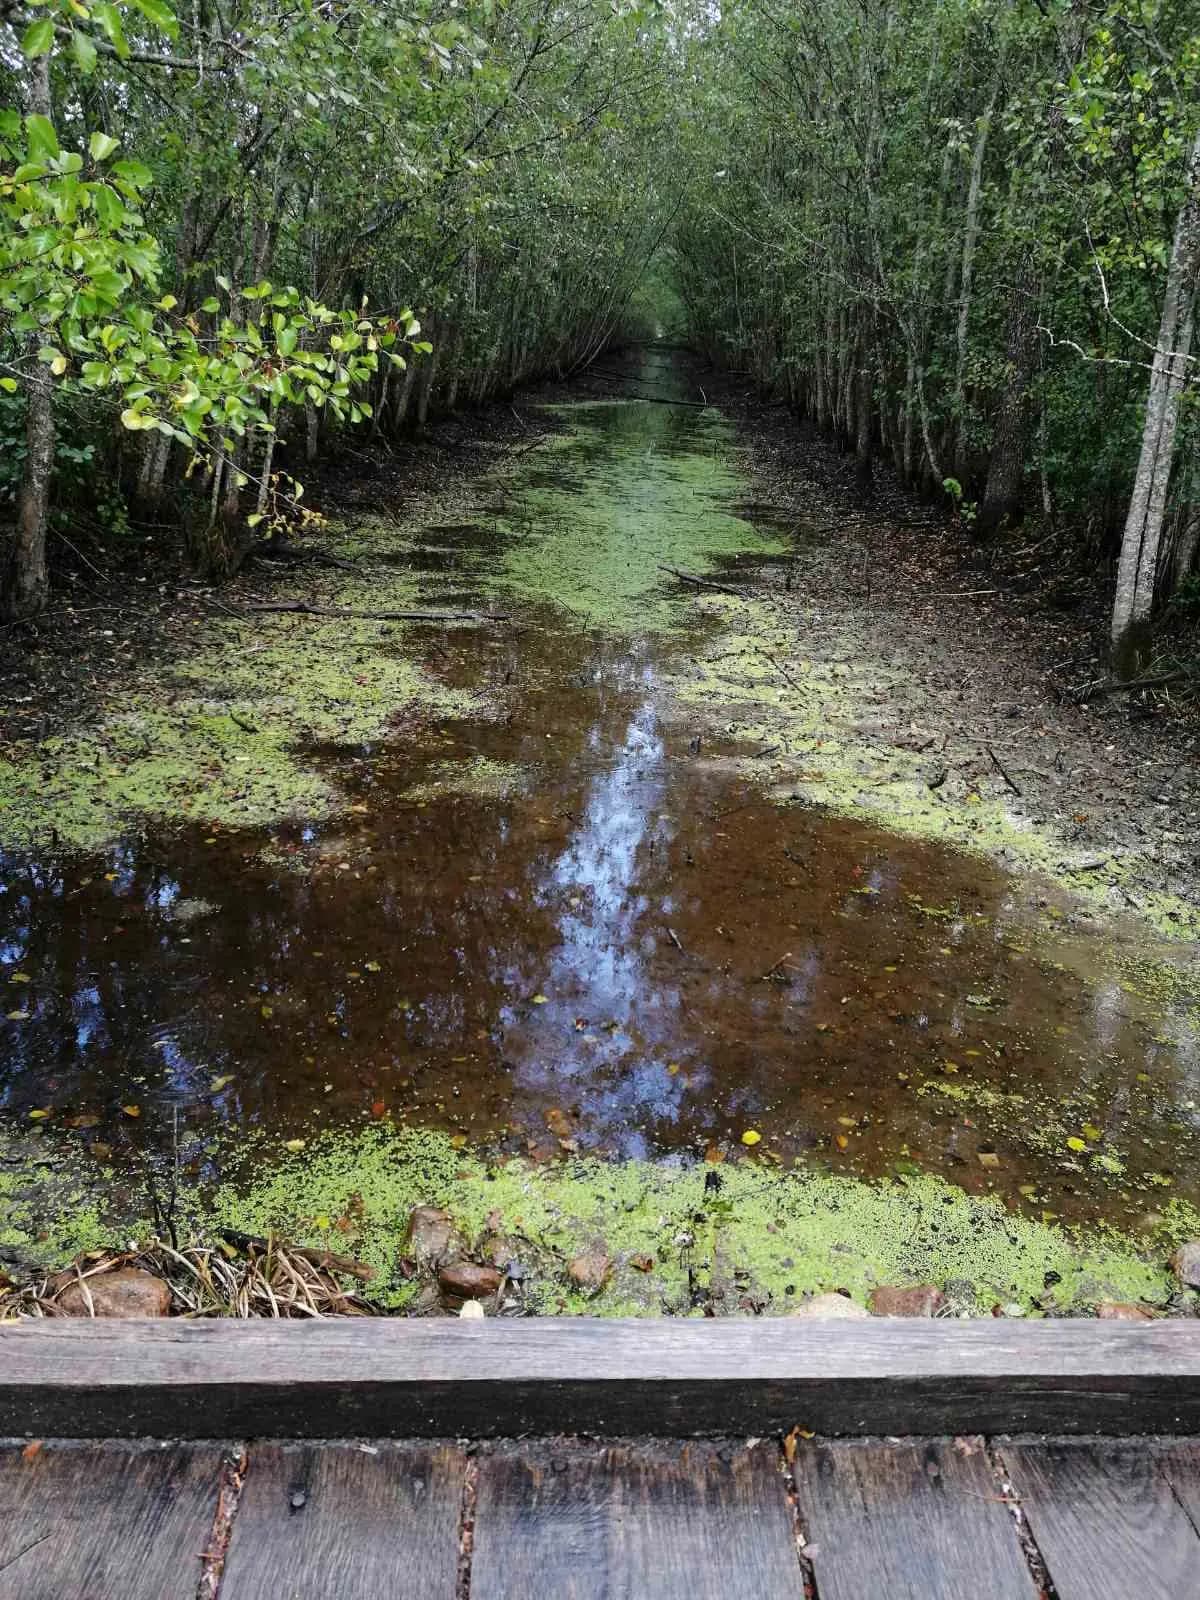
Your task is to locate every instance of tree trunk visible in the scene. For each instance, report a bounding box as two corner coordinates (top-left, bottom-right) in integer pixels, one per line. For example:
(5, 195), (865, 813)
(977, 256), (1038, 536)
(1, 57), (54, 622)
(951, 76), (1002, 479)
(1111, 126), (1200, 665)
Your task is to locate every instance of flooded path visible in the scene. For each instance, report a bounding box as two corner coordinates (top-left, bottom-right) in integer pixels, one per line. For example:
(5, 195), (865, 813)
(3, 353), (1200, 1243)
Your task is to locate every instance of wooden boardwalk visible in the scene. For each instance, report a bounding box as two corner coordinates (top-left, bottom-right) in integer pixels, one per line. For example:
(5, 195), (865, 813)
(2, 1433), (1200, 1598)
(2, 1319), (1200, 1595)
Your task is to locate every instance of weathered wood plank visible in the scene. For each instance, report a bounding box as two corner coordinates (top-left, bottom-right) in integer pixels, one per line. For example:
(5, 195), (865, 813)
(791, 1439), (1036, 1600)
(220, 1442), (466, 1600)
(471, 1439), (800, 1599)
(1001, 1441), (1200, 1600)
(1157, 1440), (1200, 1534)
(0, 1441), (222, 1599)
(1, 1320), (1200, 1438)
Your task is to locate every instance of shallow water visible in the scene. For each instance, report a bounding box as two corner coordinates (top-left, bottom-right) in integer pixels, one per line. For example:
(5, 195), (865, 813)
(3, 356), (1199, 1231)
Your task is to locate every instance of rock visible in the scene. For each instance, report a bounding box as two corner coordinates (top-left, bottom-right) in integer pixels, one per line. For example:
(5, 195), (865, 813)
(458, 1299), (485, 1320)
(1170, 1241), (1200, 1289)
(789, 1292), (869, 1319)
(1097, 1300), (1155, 1321)
(57, 1267), (171, 1318)
(868, 1284), (945, 1318)
(438, 1261), (503, 1308)
(567, 1249), (613, 1291)
(404, 1206), (458, 1266)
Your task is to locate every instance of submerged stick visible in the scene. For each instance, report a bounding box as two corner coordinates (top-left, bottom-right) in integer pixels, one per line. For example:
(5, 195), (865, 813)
(659, 564), (750, 598)
(238, 600), (508, 623)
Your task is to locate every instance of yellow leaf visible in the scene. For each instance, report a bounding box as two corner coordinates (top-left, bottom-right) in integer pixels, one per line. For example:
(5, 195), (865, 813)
(364, 961), (381, 973)
(1082, 1123), (1102, 1141)
(1066, 1136), (1086, 1152)
(122, 1104), (141, 1118)
(261, 1003), (274, 1018)
(667, 1062), (680, 1076)
(284, 1138), (306, 1153)
(835, 1133), (849, 1150)
(977, 1151), (1000, 1168)
(7, 1010), (30, 1021)
(8, 972), (31, 984)
(740, 1129), (761, 1146)
(531, 993), (549, 1005)
(28, 1108), (50, 1121)
(449, 1134), (467, 1149)
(210, 1075), (234, 1092)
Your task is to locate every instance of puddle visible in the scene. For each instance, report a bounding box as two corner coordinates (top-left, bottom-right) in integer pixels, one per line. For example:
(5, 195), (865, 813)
(2, 356), (1199, 1242)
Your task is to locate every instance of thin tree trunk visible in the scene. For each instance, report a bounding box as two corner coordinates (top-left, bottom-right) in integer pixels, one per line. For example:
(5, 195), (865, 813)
(1, 57), (54, 621)
(977, 255), (1039, 536)
(952, 75), (1002, 478)
(1111, 126), (1200, 663)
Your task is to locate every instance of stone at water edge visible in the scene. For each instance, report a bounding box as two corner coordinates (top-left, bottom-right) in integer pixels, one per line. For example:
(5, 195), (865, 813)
(438, 1262), (503, 1309)
(404, 1205), (460, 1266)
(57, 1267), (172, 1318)
(459, 1299), (485, 1320)
(1096, 1301), (1155, 1321)
(567, 1249), (613, 1291)
(868, 1285), (945, 1318)
(788, 1292), (869, 1319)
(1170, 1241), (1200, 1289)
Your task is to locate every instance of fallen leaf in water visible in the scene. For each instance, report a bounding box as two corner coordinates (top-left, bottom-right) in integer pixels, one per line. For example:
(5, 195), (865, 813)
(704, 1145), (725, 1164)
(837, 1116), (857, 1127)
(121, 1104), (141, 1118)
(545, 1107), (572, 1138)
(449, 1133), (467, 1149)
(104, 871), (118, 881)
(28, 1108), (50, 1121)
(364, 961), (381, 973)
(7, 1010), (30, 1021)
(1066, 1136), (1086, 1152)
(284, 1138), (306, 1153)
(977, 1151), (1000, 1168)
(1082, 1123), (1102, 1141)
(90, 1141), (113, 1159)
(835, 1133), (849, 1150)
(531, 993), (549, 1005)
(8, 973), (30, 984)
(667, 1062), (681, 1076)
(260, 1003), (274, 1018)
(630, 1254), (655, 1273)
(21, 1440), (42, 1462)
(740, 1129), (761, 1146)
(210, 1075), (234, 1093)
(68, 1114), (101, 1129)
(371, 1100), (387, 1119)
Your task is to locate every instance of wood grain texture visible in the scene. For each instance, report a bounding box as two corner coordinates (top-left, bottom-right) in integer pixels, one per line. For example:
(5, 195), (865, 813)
(1001, 1441), (1200, 1600)
(471, 1439), (801, 1599)
(220, 1442), (466, 1600)
(791, 1439), (1037, 1600)
(0, 1441), (222, 1600)
(1, 1319), (1199, 1438)
(1157, 1440), (1200, 1534)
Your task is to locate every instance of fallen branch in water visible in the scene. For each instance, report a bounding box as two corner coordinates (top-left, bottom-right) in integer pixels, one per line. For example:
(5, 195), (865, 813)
(237, 600), (508, 623)
(659, 564), (750, 598)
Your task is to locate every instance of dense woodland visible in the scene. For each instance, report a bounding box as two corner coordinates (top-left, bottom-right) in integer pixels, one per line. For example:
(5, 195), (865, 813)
(1, 0), (1198, 666)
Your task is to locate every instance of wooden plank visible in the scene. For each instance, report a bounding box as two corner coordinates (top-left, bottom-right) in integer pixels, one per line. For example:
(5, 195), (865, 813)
(1157, 1439), (1200, 1535)
(220, 1442), (466, 1600)
(1, 1320), (1200, 1438)
(1001, 1441), (1200, 1600)
(0, 1441), (222, 1599)
(791, 1439), (1036, 1600)
(471, 1439), (800, 1599)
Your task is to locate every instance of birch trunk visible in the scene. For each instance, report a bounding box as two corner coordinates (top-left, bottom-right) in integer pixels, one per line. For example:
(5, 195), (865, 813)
(1111, 126), (1200, 663)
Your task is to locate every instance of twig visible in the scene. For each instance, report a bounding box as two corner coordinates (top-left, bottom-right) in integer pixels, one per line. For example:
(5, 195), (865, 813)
(666, 926), (685, 953)
(237, 601), (508, 623)
(986, 744), (1022, 797)
(659, 565), (750, 598)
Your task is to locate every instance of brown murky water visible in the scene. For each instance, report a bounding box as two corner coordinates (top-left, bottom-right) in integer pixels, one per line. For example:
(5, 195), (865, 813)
(3, 358), (1199, 1227)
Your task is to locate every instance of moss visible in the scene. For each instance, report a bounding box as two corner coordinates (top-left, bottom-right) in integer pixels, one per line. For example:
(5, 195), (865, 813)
(189, 1126), (1179, 1314)
(0, 563), (487, 852)
(400, 756), (528, 803)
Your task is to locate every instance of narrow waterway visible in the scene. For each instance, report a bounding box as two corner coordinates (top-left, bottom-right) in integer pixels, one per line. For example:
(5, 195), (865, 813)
(2, 354), (1199, 1236)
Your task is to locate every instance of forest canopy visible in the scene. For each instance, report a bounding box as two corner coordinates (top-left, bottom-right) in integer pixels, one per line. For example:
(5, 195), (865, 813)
(1, 0), (1198, 661)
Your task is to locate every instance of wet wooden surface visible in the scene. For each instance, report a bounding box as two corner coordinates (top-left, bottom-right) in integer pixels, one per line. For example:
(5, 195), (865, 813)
(3, 1435), (1200, 1597)
(6, 1317), (1200, 1437)
(0, 1440), (223, 1600)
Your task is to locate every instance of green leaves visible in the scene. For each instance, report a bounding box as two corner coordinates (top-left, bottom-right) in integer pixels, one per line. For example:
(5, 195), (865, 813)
(92, 3), (129, 60)
(129, 0), (179, 38)
(89, 132), (120, 164)
(25, 116), (60, 162)
(21, 19), (56, 59)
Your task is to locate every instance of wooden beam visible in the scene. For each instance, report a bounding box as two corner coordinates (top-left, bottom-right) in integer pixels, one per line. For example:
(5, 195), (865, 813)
(1, 1319), (1199, 1440)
